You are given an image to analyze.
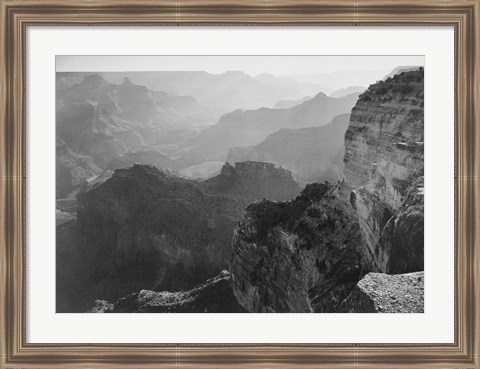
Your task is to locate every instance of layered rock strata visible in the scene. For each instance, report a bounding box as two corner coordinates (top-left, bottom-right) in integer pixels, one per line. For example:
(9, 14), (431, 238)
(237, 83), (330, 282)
(344, 68), (424, 273)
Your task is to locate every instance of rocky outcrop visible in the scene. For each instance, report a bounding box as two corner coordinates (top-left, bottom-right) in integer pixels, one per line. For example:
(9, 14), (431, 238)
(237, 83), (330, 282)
(231, 182), (365, 313)
(57, 162), (300, 312)
(226, 114), (350, 183)
(339, 271), (424, 313)
(205, 161), (301, 204)
(344, 68), (424, 273)
(90, 271), (245, 313)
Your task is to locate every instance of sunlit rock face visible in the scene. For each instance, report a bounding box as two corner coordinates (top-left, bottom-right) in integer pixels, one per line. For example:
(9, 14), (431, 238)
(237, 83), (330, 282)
(344, 68), (424, 273)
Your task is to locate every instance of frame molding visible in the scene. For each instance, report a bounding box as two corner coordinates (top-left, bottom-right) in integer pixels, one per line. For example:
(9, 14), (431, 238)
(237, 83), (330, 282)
(1, 0), (479, 368)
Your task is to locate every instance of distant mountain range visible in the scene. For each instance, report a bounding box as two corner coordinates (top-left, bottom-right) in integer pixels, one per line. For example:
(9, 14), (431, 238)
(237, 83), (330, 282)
(284, 69), (389, 91)
(56, 73), (216, 196)
(273, 96), (312, 109)
(79, 71), (329, 113)
(177, 92), (359, 167)
(329, 86), (366, 98)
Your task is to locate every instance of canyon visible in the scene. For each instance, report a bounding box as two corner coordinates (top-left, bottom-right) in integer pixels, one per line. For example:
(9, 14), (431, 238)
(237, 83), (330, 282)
(227, 113), (350, 183)
(179, 92), (359, 167)
(57, 162), (300, 312)
(230, 68), (424, 313)
(57, 67), (425, 314)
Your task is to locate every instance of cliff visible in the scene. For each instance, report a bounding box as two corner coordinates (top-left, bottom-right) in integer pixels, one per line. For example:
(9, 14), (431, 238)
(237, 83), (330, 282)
(231, 182), (365, 313)
(230, 68), (424, 313)
(57, 162), (300, 312)
(226, 113), (350, 183)
(205, 161), (301, 204)
(344, 68), (424, 272)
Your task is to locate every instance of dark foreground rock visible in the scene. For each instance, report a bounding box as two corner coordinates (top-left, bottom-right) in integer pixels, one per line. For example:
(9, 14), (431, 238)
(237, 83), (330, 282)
(57, 162), (300, 312)
(231, 181), (366, 313)
(89, 271), (246, 313)
(339, 271), (424, 313)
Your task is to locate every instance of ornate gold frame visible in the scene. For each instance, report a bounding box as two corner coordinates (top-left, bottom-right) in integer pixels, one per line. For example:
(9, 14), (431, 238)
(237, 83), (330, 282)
(1, 0), (479, 368)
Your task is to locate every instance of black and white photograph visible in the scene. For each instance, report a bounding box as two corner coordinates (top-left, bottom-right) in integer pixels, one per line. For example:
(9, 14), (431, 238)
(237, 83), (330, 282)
(55, 55), (425, 314)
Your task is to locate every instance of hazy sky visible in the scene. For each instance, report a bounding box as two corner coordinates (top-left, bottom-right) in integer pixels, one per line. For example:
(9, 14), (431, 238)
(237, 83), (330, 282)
(56, 55), (424, 77)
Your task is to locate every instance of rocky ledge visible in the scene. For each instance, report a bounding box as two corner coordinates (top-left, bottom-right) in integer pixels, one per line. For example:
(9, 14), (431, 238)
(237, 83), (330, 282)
(89, 271), (246, 313)
(339, 271), (424, 313)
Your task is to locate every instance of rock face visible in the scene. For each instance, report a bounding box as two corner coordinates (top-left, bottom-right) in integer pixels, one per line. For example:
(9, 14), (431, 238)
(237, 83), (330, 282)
(344, 68), (424, 273)
(231, 182), (365, 313)
(231, 68), (424, 313)
(205, 161), (301, 204)
(339, 271), (424, 313)
(57, 162), (300, 312)
(91, 271), (245, 313)
(227, 114), (350, 183)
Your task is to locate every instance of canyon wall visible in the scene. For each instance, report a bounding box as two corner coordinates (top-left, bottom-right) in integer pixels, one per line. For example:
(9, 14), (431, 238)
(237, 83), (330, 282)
(343, 68), (424, 272)
(231, 69), (425, 313)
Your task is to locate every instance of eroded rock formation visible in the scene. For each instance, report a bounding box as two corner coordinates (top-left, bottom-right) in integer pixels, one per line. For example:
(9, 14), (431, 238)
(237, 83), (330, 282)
(231, 182), (365, 313)
(57, 162), (300, 312)
(344, 68), (424, 273)
(230, 69), (425, 313)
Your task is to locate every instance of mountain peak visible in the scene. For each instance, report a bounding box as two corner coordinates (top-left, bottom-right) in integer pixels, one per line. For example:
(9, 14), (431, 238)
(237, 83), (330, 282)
(313, 91), (328, 100)
(123, 77), (133, 85)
